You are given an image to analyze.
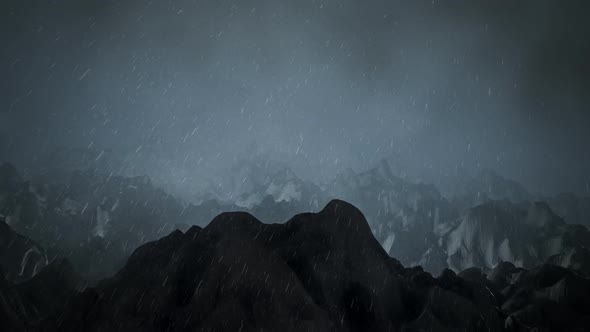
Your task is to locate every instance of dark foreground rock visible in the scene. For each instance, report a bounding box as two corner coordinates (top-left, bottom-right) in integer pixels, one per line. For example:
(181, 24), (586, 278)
(42, 201), (590, 331)
(0, 218), (47, 283)
(0, 200), (588, 331)
(0, 259), (83, 331)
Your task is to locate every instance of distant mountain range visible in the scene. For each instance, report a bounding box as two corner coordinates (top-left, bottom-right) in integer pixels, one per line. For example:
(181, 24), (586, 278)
(1, 155), (589, 281)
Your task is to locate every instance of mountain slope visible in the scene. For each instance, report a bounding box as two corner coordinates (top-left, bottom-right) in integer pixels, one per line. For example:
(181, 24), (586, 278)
(34, 201), (482, 331)
(0, 200), (586, 331)
(0, 258), (82, 331)
(44, 200), (508, 332)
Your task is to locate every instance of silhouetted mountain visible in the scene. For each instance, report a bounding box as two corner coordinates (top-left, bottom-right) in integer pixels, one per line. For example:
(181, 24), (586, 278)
(0, 200), (582, 331)
(41, 201), (506, 331)
(473, 261), (590, 330)
(0, 258), (83, 331)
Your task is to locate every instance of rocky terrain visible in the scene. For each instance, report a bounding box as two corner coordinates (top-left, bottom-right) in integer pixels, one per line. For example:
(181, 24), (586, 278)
(0, 162), (191, 280)
(0, 200), (588, 331)
(445, 201), (590, 275)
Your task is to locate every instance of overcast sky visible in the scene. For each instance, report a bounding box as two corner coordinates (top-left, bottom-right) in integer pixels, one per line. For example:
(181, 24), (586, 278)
(1, 0), (589, 196)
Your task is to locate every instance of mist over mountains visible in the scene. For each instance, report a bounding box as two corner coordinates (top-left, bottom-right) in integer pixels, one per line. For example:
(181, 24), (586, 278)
(2, 1), (590, 330)
(2, 152), (589, 280)
(2, 0), (590, 196)
(1, 104), (590, 330)
(1, 160), (589, 331)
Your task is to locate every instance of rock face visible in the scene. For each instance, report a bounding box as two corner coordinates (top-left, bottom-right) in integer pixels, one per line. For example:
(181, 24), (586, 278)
(445, 201), (590, 274)
(489, 262), (590, 331)
(42, 200), (506, 332)
(0, 259), (82, 331)
(0, 200), (587, 331)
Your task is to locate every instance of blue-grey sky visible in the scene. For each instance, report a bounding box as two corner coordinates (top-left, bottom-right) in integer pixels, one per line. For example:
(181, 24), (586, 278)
(1, 0), (589, 196)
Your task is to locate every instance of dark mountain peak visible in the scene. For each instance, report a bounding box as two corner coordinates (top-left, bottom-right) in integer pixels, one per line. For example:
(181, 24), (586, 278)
(205, 211), (263, 234)
(184, 225), (202, 238)
(1, 198), (589, 331)
(321, 199), (365, 219)
(166, 228), (185, 239)
(285, 199), (375, 241)
(53, 200), (411, 331)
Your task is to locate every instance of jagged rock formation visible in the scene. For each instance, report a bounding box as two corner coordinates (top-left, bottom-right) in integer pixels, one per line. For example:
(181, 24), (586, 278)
(0, 162), (191, 280)
(486, 262), (590, 330)
(38, 200), (505, 331)
(0, 259), (83, 331)
(445, 201), (590, 274)
(26, 200), (588, 331)
(321, 161), (590, 275)
(0, 200), (587, 331)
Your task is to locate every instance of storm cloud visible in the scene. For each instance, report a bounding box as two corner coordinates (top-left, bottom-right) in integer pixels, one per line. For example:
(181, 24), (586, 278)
(1, 0), (589, 196)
